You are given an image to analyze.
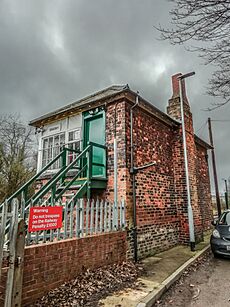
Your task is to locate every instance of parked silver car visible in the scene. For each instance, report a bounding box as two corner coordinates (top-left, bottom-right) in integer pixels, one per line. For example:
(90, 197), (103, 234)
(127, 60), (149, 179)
(210, 210), (230, 257)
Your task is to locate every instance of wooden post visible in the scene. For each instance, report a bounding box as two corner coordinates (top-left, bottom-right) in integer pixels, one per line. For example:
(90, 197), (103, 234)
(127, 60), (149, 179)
(0, 201), (8, 281)
(5, 200), (26, 307)
(11, 219), (25, 307)
(4, 199), (18, 307)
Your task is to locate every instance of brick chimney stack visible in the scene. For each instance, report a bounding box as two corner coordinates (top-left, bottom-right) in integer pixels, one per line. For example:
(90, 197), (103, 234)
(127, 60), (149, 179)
(167, 73), (190, 120)
(167, 73), (203, 244)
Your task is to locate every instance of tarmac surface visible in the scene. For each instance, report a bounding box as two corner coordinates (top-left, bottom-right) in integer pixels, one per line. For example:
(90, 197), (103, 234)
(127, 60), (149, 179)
(155, 255), (230, 307)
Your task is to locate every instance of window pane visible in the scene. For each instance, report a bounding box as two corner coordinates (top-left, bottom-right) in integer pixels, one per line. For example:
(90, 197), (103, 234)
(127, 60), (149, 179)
(54, 135), (59, 145)
(43, 139), (48, 149)
(219, 212), (230, 225)
(60, 133), (65, 146)
(69, 131), (74, 141)
(67, 130), (81, 165)
(48, 137), (53, 147)
(41, 133), (66, 169)
(73, 141), (80, 152)
(68, 129), (80, 142)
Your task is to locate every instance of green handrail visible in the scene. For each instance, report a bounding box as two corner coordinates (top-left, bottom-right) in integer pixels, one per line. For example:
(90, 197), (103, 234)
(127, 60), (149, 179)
(0, 149), (68, 209)
(1, 142), (107, 212)
(24, 166), (66, 208)
(55, 164), (87, 200)
(32, 145), (91, 204)
(1, 142), (107, 242)
(88, 141), (107, 150)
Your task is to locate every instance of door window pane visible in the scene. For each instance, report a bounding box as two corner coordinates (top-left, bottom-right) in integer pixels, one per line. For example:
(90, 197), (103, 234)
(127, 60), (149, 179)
(85, 115), (105, 177)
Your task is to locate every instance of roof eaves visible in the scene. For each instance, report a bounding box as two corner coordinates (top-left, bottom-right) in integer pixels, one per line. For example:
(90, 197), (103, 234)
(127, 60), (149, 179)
(126, 89), (180, 127)
(29, 84), (129, 126)
(194, 135), (213, 149)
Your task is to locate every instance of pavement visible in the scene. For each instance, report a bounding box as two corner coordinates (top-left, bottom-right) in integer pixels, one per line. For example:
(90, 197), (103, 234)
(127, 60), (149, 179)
(100, 232), (211, 307)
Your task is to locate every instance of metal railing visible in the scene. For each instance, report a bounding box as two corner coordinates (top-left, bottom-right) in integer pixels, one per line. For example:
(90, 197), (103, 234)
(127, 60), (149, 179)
(0, 198), (126, 249)
(0, 142), (107, 248)
(26, 198), (126, 245)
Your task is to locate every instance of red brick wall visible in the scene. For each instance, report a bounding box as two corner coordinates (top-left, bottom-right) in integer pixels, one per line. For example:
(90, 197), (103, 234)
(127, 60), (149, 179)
(125, 104), (180, 257)
(104, 94), (212, 258)
(196, 143), (213, 230)
(105, 101), (128, 202)
(0, 231), (126, 306)
(186, 125), (204, 242)
(171, 127), (188, 243)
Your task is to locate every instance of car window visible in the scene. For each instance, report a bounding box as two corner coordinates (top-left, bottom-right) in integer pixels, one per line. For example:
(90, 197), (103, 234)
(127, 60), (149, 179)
(219, 212), (230, 225)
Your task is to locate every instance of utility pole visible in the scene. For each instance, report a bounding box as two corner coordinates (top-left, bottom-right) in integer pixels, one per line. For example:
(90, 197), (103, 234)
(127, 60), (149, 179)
(223, 179), (229, 210)
(208, 118), (221, 216)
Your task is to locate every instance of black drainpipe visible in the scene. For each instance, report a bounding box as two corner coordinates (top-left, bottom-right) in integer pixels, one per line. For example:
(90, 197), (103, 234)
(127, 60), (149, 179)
(130, 92), (139, 262)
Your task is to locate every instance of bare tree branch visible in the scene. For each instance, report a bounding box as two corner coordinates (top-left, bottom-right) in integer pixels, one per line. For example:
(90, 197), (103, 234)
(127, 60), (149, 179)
(156, 0), (230, 107)
(0, 114), (36, 202)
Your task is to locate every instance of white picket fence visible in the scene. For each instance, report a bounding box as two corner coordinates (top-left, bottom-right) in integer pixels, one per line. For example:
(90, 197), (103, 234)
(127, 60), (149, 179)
(0, 199), (125, 247)
(0, 198), (126, 306)
(31, 199), (126, 245)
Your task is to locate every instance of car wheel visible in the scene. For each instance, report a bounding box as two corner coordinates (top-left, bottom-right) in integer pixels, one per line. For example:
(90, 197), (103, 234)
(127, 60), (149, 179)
(213, 252), (221, 259)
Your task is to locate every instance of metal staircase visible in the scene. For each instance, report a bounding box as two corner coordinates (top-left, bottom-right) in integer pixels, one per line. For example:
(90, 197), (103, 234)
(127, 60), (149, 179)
(0, 142), (107, 239)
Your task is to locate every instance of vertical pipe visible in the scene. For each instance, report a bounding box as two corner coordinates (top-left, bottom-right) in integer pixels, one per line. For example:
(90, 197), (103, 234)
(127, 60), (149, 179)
(130, 93), (139, 262)
(208, 118), (221, 216)
(178, 78), (195, 251)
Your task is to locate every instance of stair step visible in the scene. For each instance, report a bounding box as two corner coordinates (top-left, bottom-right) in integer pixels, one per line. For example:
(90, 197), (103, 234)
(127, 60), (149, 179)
(56, 184), (84, 191)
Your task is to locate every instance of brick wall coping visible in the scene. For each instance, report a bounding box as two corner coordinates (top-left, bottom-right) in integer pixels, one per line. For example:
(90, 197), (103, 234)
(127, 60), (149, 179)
(25, 230), (127, 251)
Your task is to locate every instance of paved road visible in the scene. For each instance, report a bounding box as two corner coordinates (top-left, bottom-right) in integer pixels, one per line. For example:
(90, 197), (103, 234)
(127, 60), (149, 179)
(155, 254), (230, 307)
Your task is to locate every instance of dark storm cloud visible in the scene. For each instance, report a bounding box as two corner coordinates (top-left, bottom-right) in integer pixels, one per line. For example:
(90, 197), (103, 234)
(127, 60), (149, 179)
(0, 0), (229, 192)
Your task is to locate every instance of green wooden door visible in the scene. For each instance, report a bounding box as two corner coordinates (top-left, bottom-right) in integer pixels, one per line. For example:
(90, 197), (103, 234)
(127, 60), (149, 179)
(84, 109), (105, 177)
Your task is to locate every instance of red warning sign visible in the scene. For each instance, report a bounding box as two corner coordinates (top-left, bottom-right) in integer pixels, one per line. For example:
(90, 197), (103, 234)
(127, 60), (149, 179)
(28, 206), (63, 232)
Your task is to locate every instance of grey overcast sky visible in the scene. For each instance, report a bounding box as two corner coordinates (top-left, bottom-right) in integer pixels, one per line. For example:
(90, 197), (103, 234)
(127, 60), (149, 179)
(0, 0), (229, 193)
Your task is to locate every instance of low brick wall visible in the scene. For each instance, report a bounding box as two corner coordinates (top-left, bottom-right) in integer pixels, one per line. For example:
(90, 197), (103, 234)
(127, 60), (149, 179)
(0, 231), (127, 306)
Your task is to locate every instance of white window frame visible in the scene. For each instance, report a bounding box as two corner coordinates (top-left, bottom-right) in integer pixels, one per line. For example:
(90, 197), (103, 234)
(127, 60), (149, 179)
(66, 128), (81, 165)
(41, 132), (65, 170)
(38, 127), (82, 171)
